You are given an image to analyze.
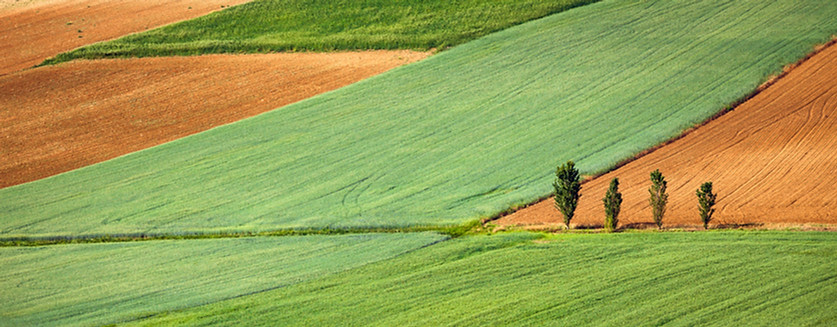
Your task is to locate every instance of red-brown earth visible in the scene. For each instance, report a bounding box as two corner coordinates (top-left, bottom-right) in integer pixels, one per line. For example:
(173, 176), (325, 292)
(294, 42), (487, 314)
(498, 43), (837, 229)
(0, 0), (253, 76)
(0, 51), (431, 187)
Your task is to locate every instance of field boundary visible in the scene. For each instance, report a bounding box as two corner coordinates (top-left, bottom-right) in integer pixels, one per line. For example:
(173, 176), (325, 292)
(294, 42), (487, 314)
(37, 0), (601, 67)
(482, 35), (837, 226)
(1, 50), (430, 188)
(0, 0), (255, 77)
(496, 222), (837, 234)
(0, 220), (480, 247)
(6, 1), (836, 238)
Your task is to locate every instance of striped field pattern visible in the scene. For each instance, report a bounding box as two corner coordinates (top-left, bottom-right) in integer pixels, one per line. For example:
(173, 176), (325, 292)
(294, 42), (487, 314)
(126, 231), (837, 326)
(0, 233), (446, 326)
(3, 0), (837, 238)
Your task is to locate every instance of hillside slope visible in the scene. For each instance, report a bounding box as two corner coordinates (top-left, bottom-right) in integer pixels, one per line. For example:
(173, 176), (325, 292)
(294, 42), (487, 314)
(0, 0), (252, 75)
(500, 41), (837, 228)
(0, 51), (429, 187)
(0, 233), (445, 326)
(42, 0), (598, 63)
(127, 232), (837, 326)
(3, 0), (837, 238)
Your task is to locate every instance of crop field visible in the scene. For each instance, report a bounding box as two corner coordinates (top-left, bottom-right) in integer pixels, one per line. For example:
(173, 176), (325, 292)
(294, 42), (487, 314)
(0, 232), (446, 326)
(0, 50), (429, 187)
(4, 0), (837, 326)
(42, 0), (599, 64)
(0, 0), (253, 75)
(500, 39), (837, 229)
(121, 232), (837, 326)
(3, 0), (837, 238)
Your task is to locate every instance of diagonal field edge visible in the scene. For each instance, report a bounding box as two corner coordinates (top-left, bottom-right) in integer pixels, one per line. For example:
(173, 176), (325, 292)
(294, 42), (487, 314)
(2, 0), (837, 237)
(0, 222), (475, 247)
(491, 37), (837, 227)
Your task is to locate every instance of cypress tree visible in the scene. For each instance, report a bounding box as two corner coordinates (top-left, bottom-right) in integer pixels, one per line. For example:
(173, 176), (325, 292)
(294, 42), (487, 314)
(602, 177), (622, 232)
(553, 161), (581, 229)
(696, 182), (717, 229)
(648, 169), (668, 229)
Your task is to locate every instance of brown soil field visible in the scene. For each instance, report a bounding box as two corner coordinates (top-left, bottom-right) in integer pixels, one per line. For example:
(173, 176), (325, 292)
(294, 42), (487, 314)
(498, 43), (837, 229)
(0, 51), (430, 187)
(0, 0), (253, 76)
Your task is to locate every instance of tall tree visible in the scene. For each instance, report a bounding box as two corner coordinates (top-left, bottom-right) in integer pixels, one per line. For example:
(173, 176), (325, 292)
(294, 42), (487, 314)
(553, 161), (581, 229)
(602, 177), (622, 232)
(648, 169), (668, 229)
(696, 182), (717, 229)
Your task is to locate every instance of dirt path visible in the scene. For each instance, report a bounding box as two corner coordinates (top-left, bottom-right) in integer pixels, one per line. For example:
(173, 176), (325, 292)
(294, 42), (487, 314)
(0, 51), (431, 187)
(499, 43), (837, 228)
(0, 0), (253, 76)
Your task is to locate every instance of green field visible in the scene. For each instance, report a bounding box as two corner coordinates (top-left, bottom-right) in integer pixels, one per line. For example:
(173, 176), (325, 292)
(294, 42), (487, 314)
(0, 233), (446, 326)
(7, 1), (837, 326)
(41, 0), (597, 64)
(4, 0), (837, 238)
(123, 231), (837, 326)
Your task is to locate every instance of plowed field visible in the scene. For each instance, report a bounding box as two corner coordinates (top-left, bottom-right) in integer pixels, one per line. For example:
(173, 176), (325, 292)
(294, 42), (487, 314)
(499, 43), (837, 228)
(0, 0), (252, 75)
(0, 51), (429, 187)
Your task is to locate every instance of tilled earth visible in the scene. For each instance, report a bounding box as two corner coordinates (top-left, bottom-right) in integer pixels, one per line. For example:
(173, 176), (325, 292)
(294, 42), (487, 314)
(0, 0), (254, 76)
(499, 43), (837, 228)
(0, 51), (430, 187)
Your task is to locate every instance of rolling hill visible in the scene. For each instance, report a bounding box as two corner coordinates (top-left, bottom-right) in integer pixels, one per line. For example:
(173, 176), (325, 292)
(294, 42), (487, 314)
(124, 231), (837, 326)
(500, 40), (837, 229)
(0, 232), (446, 326)
(0, 0), (252, 75)
(3, 0), (837, 238)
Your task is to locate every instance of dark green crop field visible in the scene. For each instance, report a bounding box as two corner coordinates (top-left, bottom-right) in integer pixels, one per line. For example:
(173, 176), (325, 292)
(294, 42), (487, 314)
(125, 231), (837, 326)
(3, 0), (837, 238)
(7, 1), (837, 326)
(42, 0), (597, 64)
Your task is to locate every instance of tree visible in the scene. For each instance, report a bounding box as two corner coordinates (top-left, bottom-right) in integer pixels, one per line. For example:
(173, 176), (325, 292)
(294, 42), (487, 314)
(696, 182), (717, 229)
(602, 177), (622, 232)
(648, 169), (668, 229)
(553, 161), (581, 229)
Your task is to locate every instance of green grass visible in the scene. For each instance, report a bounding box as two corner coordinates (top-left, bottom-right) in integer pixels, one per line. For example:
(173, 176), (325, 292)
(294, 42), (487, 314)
(0, 232), (446, 326)
(41, 0), (598, 65)
(124, 231), (837, 326)
(0, 222), (475, 247)
(3, 0), (837, 238)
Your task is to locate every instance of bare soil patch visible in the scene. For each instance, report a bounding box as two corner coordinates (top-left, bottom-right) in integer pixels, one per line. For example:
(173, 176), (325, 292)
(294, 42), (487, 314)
(498, 43), (837, 228)
(0, 51), (430, 187)
(0, 0), (253, 76)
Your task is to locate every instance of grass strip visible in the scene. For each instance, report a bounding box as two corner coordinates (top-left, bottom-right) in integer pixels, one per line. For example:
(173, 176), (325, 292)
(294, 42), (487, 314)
(41, 0), (599, 65)
(0, 219), (479, 247)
